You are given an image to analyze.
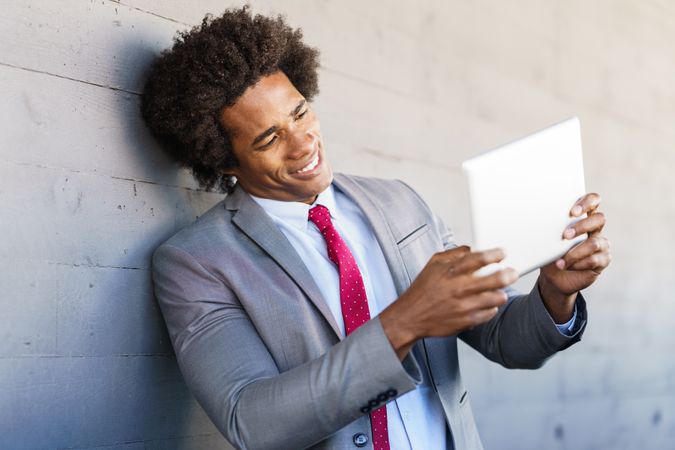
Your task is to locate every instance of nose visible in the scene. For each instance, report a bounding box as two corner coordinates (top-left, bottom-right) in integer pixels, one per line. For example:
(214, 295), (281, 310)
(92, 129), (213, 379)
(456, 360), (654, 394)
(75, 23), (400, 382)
(287, 126), (317, 159)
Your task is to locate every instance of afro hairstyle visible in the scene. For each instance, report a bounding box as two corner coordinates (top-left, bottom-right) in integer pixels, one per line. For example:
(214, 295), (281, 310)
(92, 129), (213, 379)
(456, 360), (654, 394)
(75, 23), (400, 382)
(140, 5), (321, 193)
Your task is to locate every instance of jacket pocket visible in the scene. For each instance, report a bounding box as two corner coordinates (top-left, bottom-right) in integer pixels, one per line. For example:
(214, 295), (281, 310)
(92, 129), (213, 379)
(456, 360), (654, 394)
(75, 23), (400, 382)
(396, 224), (429, 248)
(397, 224), (442, 282)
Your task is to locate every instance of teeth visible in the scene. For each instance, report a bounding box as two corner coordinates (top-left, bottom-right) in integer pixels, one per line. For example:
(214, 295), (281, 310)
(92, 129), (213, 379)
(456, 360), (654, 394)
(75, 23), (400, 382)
(297, 155), (319, 173)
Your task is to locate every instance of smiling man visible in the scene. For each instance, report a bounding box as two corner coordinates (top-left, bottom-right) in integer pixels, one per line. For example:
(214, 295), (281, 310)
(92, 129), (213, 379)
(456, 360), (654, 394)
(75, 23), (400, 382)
(219, 71), (332, 203)
(142, 7), (610, 450)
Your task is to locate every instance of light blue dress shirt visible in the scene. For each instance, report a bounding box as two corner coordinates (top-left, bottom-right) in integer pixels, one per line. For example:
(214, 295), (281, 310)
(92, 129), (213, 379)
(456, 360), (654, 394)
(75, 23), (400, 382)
(250, 184), (576, 449)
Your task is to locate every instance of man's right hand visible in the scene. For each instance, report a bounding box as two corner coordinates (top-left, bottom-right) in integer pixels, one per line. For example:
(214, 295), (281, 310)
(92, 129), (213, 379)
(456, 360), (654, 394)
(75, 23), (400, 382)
(379, 246), (519, 360)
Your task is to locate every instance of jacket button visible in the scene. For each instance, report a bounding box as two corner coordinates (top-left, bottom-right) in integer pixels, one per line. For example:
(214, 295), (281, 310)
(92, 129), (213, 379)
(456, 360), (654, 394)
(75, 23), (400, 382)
(353, 433), (369, 447)
(386, 388), (398, 398)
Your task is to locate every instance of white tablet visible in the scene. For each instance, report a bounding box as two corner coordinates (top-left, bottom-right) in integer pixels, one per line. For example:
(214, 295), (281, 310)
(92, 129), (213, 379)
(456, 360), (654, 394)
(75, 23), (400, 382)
(462, 117), (587, 276)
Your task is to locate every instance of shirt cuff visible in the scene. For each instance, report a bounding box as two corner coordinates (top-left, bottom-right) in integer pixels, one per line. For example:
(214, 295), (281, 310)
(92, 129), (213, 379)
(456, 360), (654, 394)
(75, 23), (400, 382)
(554, 304), (578, 336)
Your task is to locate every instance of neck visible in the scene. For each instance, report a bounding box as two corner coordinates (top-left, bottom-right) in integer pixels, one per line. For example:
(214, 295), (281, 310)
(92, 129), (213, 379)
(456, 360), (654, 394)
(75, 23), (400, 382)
(302, 195), (319, 205)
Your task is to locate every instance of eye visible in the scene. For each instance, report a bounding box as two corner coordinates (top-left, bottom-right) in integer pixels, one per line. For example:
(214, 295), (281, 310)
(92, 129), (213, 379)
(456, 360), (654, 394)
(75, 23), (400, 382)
(296, 108), (308, 120)
(261, 135), (278, 149)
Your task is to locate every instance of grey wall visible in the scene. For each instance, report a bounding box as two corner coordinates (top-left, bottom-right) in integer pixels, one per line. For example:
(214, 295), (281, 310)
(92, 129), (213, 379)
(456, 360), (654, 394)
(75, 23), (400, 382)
(1, 1), (673, 449)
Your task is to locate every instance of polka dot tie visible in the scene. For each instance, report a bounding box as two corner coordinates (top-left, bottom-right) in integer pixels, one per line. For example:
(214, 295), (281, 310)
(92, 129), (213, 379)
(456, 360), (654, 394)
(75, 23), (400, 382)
(308, 204), (390, 450)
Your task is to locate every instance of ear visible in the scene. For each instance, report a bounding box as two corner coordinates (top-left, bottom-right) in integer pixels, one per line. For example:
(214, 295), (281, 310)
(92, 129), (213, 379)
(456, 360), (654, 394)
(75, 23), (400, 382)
(224, 167), (240, 178)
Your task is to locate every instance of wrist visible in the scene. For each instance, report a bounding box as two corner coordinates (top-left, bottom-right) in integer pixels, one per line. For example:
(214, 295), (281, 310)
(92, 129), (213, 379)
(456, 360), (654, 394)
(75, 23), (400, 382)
(538, 275), (577, 323)
(379, 301), (420, 360)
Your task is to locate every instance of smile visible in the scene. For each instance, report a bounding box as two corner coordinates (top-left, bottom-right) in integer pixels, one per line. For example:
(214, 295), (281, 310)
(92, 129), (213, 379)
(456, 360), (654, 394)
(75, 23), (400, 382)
(294, 154), (320, 174)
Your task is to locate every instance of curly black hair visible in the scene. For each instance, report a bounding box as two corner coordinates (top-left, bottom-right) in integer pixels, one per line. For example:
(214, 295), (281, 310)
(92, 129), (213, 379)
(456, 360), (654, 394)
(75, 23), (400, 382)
(140, 6), (321, 193)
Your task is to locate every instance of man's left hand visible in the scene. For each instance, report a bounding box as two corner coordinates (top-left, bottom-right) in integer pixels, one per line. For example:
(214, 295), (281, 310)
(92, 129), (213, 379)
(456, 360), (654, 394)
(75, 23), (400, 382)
(538, 193), (611, 322)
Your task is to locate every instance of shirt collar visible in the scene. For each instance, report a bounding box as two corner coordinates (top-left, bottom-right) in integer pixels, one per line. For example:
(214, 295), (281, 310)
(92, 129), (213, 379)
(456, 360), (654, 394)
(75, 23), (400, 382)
(249, 184), (340, 232)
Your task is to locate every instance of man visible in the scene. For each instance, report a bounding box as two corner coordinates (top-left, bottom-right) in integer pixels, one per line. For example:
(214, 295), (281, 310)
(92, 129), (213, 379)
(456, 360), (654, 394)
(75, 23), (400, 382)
(142, 7), (610, 450)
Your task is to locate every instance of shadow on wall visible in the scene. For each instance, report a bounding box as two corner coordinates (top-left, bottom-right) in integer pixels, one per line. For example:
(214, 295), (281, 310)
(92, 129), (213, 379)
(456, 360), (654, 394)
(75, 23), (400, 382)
(99, 33), (230, 446)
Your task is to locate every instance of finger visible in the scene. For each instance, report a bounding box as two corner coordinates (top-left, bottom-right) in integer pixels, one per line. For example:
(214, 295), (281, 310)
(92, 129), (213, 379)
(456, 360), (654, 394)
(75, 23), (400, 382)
(562, 212), (606, 240)
(467, 305), (500, 328)
(568, 251), (611, 271)
(587, 210), (606, 238)
(432, 245), (471, 265)
(558, 236), (609, 269)
(452, 248), (506, 275)
(457, 268), (519, 296)
(570, 193), (602, 217)
(466, 289), (509, 310)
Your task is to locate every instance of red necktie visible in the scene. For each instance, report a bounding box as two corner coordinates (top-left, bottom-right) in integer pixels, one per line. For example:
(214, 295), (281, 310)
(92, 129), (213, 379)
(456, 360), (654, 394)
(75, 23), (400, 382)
(308, 204), (390, 450)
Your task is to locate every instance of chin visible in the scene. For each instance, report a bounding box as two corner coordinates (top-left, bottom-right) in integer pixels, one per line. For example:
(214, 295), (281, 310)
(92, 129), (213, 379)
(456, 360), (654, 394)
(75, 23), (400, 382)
(316, 170), (334, 193)
(297, 174), (332, 203)
(304, 181), (330, 199)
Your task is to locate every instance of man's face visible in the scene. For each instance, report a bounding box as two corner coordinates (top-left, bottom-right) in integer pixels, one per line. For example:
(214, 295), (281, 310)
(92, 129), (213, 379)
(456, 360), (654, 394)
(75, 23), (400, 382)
(221, 71), (333, 204)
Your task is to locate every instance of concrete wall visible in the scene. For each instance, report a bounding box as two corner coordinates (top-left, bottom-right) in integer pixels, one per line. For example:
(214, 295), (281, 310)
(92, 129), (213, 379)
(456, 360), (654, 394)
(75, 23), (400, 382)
(1, 1), (673, 448)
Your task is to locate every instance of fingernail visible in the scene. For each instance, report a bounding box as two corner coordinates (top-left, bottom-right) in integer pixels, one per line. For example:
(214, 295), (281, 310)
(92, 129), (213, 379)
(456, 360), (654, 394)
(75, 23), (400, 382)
(556, 259), (565, 269)
(571, 205), (582, 216)
(564, 228), (575, 239)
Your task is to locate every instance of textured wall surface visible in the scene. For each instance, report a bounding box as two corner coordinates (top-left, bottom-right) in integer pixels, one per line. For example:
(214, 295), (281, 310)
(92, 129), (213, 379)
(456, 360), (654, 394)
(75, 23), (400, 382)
(1, 1), (673, 449)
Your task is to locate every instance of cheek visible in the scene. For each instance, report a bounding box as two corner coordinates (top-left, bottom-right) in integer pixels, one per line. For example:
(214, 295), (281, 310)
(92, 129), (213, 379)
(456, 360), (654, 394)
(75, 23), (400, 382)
(310, 117), (322, 133)
(256, 153), (290, 179)
(303, 111), (320, 132)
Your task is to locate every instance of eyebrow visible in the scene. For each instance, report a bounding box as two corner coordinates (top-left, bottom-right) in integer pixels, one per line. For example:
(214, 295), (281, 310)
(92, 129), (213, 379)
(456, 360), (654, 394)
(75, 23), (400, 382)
(251, 125), (278, 147)
(251, 99), (307, 147)
(291, 99), (306, 117)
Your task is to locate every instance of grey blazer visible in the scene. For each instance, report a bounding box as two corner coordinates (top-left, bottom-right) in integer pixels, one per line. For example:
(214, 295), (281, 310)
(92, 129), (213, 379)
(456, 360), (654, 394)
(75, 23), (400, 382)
(152, 173), (587, 450)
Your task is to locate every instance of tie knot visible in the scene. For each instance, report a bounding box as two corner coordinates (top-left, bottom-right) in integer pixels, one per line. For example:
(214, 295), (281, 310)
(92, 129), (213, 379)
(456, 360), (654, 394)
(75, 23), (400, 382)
(308, 204), (332, 233)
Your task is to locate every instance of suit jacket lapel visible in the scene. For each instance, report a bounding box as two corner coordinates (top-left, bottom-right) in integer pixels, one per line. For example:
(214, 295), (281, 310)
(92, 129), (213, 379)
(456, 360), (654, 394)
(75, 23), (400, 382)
(225, 186), (342, 339)
(333, 174), (410, 296)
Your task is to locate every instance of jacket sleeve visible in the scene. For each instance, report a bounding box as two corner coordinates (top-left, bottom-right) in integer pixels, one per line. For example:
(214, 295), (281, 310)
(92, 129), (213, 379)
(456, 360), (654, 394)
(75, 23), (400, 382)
(152, 243), (422, 450)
